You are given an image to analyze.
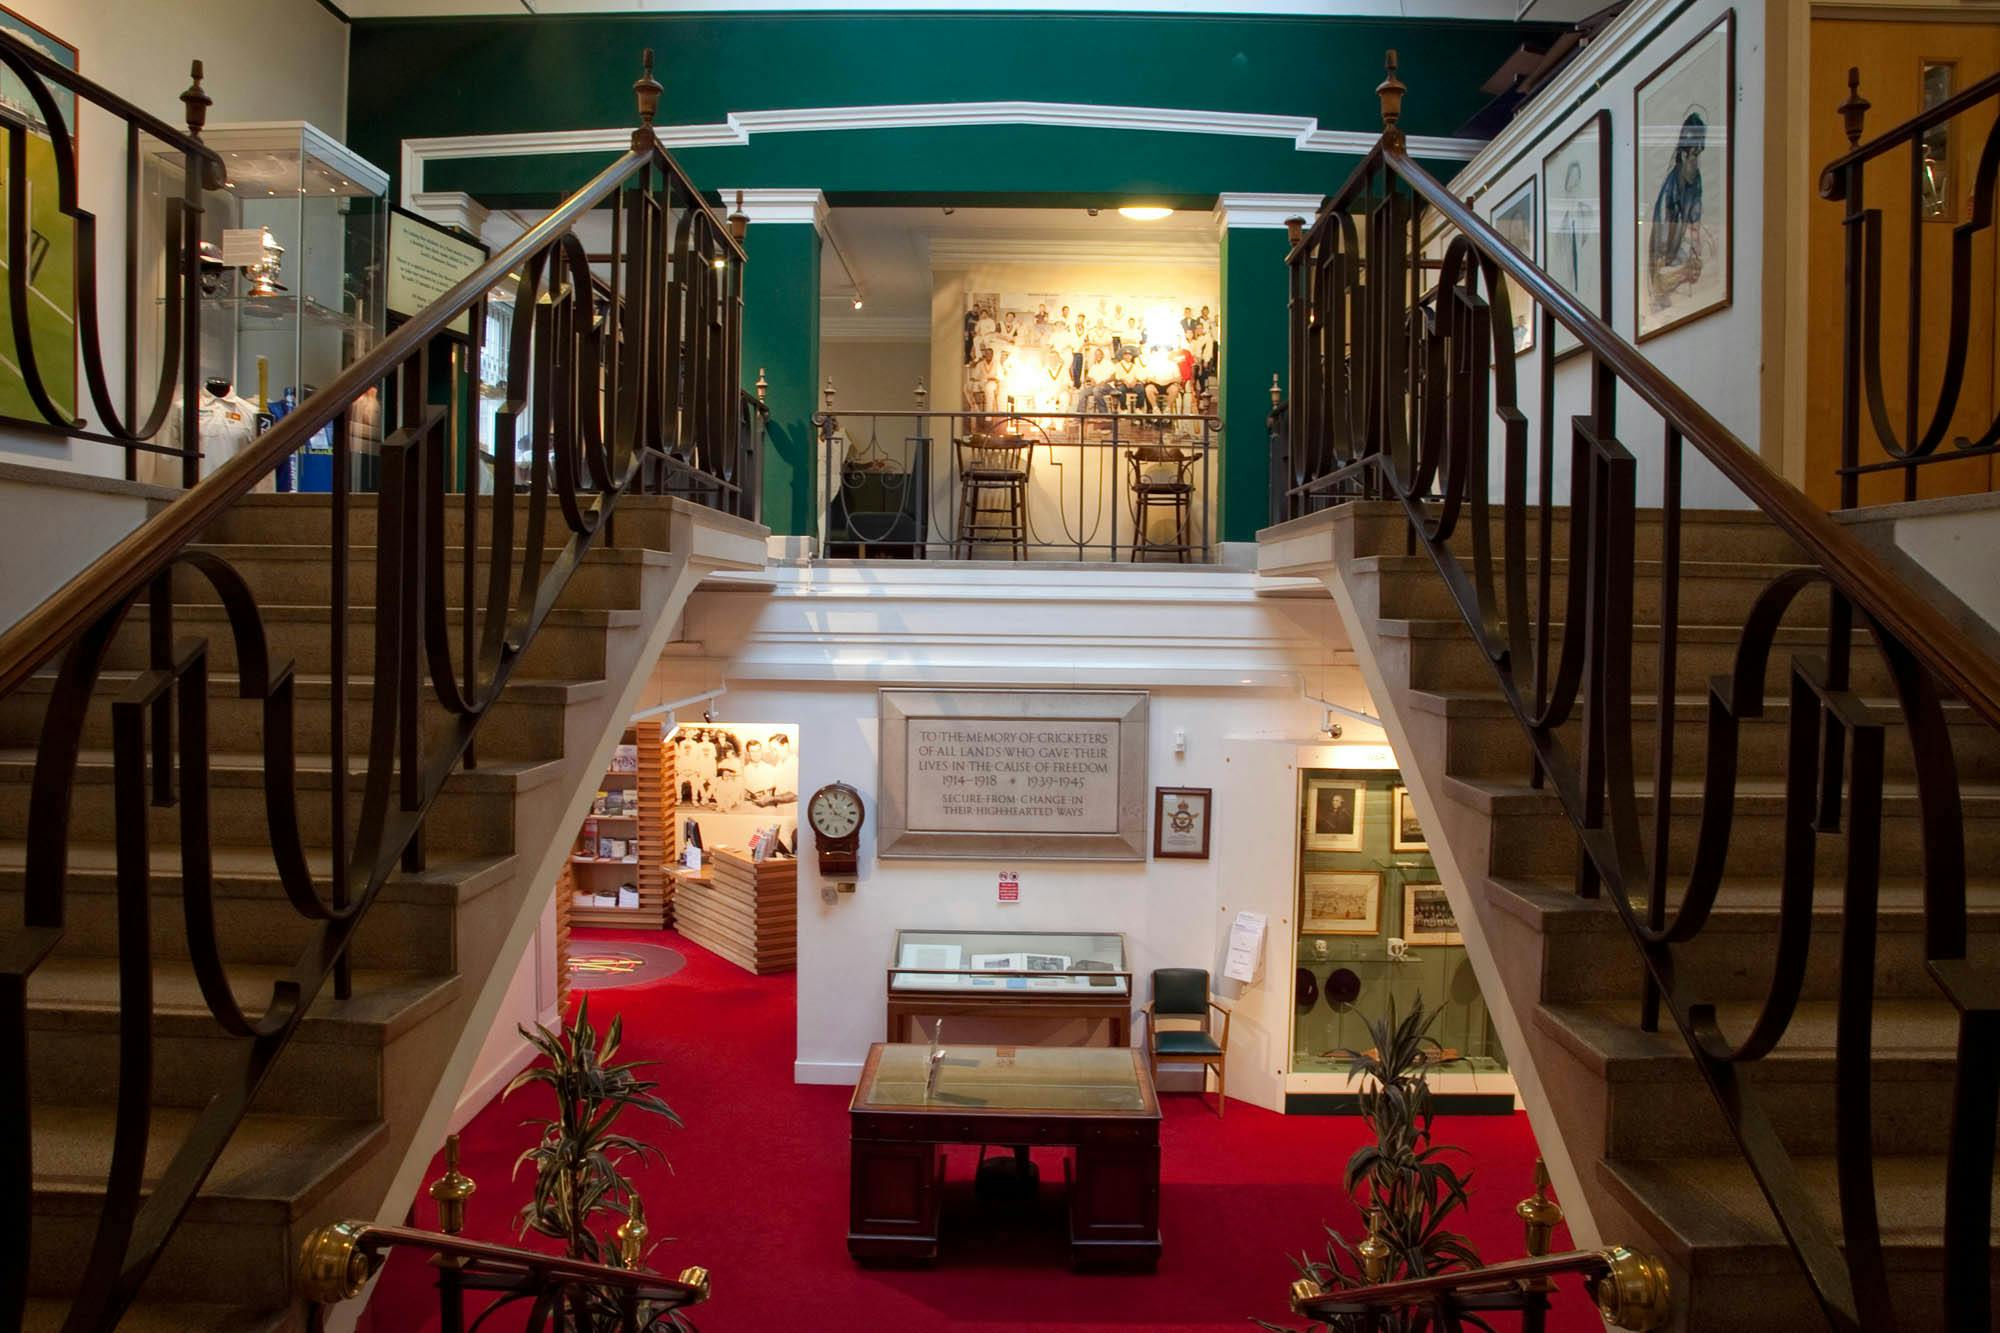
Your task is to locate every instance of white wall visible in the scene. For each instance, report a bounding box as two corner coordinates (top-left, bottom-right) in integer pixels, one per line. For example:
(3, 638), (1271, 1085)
(1, 0), (349, 476)
(821, 337), (930, 413)
(452, 896), (562, 1133)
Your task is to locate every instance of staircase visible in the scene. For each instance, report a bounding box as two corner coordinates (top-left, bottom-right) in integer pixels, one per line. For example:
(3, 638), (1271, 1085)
(1263, 501), (1999, 1329)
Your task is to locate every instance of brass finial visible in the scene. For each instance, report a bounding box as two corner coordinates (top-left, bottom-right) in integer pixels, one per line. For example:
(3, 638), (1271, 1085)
(1591, 1247), (1672, 1331)
(914, 376), (929, 410)
(1356, 1206), (1392, 1284)
(1269, 372), (1283, 408)
(615, 1193), (650, 1268)
(823, 375), (836, 411)
(1838, 66), (1871, 148)
(181, 60), (212, 139)
(428, 1134), (476, 1236)
(1377, 50), (1407, 148)
(1517, 1158), (1563, 1290)
(729, 189), (749, 244)
(633, 49), (662, 136)
(755, 367), (768, 402)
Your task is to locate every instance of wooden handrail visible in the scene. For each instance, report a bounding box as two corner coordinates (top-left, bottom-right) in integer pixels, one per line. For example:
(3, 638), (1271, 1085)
(0, 128), (737, 701)
(1291, 1246), (1669, 1329)
(1380, 142), (2000, 733)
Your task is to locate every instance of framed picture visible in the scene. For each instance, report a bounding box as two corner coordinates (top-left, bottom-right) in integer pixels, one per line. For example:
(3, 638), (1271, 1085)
(1391, 786), (1428, 852)
(1542, 110), (1612, 361)
(1153, 786), (1212, 859)
(1303, 777), (1366, 852)
(1634, 12), (1733, 341)
(1488, 179), (1536, 355)
(1403, 882), (1462, 946)
(1302, 870), (1382, 935)
(0, 4), (78, 423)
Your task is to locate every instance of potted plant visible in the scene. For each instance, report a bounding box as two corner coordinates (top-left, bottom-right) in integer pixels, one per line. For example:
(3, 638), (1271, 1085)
(506, 996), (689, 1329)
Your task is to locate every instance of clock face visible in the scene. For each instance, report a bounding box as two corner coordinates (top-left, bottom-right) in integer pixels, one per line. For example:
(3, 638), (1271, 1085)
(809, 785), (863, 839)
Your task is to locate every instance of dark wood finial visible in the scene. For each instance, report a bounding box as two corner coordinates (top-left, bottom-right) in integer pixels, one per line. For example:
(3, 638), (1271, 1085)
(1838, 66), (1871, 148)
(634, 48), (662, 129)
(1284, 215), (1304, 247)
(1377, 50), (1406, 147)
(729, 188), (748, 244)
(181, 60), (211, 139)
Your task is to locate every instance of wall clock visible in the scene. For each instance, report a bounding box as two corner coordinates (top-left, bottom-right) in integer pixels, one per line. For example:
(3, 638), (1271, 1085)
(807, 781), (866, 877)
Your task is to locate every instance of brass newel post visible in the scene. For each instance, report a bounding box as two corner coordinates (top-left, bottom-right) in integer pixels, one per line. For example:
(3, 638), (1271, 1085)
(729, 189), (749, 245)
(915, 377), (929, 411)
(1838, 66), (1871, 148)
(632, 48), (662, 149)
(755, 367), (769, 402)
(823, 375), (837, 412)
(429, 1134), (477, 1235)
(615, 1194), (650, 1268)
(1377, 50), (1407, 152)
(1517, 1158), (1563, 1291)
(1269, 372), (1283, 409)
(1357, 1205), (1392, 1284)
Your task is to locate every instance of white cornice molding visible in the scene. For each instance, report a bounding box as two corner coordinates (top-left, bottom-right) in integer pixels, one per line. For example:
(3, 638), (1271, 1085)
(1213, 191), (1325, 230)
(349, 0), (1544, 17)
(927, 236), (1220, 269)
(715, 186), (830, 227)
(409, 189), (489, 235)
(398, 102), (1484, 208)
(820, 313), (931, 341)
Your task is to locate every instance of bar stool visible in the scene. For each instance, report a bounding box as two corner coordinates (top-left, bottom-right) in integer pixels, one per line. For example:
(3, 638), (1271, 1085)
(1127, 445), (1198, 562)
(953, 427), (1036, 559)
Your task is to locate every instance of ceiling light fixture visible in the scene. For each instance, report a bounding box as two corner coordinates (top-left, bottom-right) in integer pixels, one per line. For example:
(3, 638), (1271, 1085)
(852, 296), (864, 310)
(1118, 205), (1173, 222)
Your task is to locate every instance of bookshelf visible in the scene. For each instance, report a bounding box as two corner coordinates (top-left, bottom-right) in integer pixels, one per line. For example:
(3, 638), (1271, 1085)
(567, 721), (675, 930)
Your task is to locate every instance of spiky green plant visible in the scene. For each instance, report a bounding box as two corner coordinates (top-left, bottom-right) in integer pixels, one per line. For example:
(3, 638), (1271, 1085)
(1262, 994), (1481, 1333)
(506, 996), (689, 1330)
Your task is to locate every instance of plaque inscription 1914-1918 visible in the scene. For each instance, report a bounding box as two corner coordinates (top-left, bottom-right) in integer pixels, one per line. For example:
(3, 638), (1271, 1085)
(878, 690), (1149, 861)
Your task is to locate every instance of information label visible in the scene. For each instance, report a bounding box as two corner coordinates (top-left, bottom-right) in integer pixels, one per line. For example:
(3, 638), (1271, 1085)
(997, 871), (1019, 903)
(387, 209), (486, 336)
(905, 718), (1121, 835)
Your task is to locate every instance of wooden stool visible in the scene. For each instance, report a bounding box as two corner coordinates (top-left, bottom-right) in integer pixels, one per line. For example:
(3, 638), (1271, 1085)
(953, 429), (1034, 560)
(1128, 446), (1198, 562)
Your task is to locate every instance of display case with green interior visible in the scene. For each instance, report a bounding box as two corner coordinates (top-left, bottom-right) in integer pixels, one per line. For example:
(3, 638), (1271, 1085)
(1288, 769), (1509, 1102)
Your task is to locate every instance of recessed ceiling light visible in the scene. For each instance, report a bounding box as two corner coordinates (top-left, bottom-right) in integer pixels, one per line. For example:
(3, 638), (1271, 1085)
(1118, 206), (1173, 222)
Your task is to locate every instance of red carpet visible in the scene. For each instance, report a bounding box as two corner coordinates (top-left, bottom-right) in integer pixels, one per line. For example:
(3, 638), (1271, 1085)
(362, 929), (1602, 1331)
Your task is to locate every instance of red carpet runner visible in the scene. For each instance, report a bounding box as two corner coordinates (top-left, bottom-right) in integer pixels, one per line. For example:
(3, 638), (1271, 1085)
(363, 929), (1602, 1331)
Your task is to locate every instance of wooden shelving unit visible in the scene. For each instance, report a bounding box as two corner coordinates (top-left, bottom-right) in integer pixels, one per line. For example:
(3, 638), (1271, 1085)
(671, 846), (797, 974)
(567, 722), (675, 930)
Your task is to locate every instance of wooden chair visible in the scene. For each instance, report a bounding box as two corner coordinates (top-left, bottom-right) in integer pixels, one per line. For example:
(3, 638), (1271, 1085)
(1137, 966), (1231, 1118)
(1126, 445), (1198, 562)
(952, 430), (1033, 559)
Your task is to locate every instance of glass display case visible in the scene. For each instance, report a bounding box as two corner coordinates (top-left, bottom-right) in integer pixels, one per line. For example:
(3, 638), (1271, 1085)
(1290, 769), (1506, 1078)
(884, 929), (1132, 1046)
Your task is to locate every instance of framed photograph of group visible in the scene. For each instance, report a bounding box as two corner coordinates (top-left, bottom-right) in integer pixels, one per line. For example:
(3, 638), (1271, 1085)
(1634, 11), (1734, 342)
(1488, 180), (1536, 356)
(1541, 110), (1611, 361)
(1302, 777), (1366, 852)
(1403, 882), (1462, 946)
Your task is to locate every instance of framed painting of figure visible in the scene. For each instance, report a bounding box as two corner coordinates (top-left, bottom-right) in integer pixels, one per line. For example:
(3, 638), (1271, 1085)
(1303, 777), (1365, 852)
(1634, 13), (1733, 342)
(1542, 110), (1611, 361)
(1488, 179), (1536, 356)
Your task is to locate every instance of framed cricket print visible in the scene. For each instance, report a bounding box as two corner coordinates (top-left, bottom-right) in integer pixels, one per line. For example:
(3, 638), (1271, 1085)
(1634, 12), (1734, 341)
(1542, 110), (1612, 361)
(1303, 777), (1366, 852)
(1153, 786), (1212, 860)
(1403, 882), (1462, 946)
(1391, 786), (1428, 853)
(1488, 179), (1536, 355)
(1302, 870), (1382, 935)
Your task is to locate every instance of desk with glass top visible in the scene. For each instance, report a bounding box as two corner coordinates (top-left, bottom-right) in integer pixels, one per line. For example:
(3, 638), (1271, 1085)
(885, 929), (1132, 1047)
(847, 1042), (1161, 1269)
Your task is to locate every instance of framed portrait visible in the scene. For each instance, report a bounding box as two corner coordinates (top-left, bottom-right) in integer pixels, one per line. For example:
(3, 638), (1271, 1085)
(1302, 870), (1382, 935)
(1391, 786), (1428, 853)
(1542, 110), (1611, 361)
(1403, 883), (1462, 946)
(1488, 179), (1536, 355)
(1634, 12), (1733, 341)
(1303, 777), (1366, 852)
(0, 4), (78, 423)
(1152, 786), (1212, 860)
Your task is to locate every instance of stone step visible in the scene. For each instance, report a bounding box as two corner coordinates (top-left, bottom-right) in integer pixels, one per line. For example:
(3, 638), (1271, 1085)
(0, 748), (564, 856)
(28, 1107), (386, 1310)
(1412, 688), (2000, 784)
(1597, 1153), (1999, 1332)
(25, 957), (460, 1118)
(1334, 500), (1812, 566)
(198, 491), (687, 551)
(1485, 875), (2000, 1004)
(174, 543), (671, 614)
(0, 669), (605, 765)
(1362, 554), (1830, 630)
(1536, 998), (1978, 1158)
(0, 840), (511, 971)
(22, 1299), (294, 1332)
(1444, 774), (2000, 877)
(102, 602), (640, 681)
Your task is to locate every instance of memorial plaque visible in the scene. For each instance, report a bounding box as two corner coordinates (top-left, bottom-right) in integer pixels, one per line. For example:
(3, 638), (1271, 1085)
(879, 690), (1148, 861)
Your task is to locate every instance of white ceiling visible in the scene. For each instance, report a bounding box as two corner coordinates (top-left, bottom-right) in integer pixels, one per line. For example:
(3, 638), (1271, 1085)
(336, 1), (1607, 19)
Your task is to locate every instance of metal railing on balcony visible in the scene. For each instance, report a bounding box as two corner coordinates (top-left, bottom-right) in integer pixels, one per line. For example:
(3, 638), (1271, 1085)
(1273, 51), (2000, 1333)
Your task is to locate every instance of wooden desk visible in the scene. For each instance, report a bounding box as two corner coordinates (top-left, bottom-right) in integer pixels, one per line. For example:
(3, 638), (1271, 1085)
(846, 1042), (1160, 1270)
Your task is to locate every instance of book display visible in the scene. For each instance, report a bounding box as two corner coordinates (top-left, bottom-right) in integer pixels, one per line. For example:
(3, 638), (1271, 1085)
(566, 722), (674, 929)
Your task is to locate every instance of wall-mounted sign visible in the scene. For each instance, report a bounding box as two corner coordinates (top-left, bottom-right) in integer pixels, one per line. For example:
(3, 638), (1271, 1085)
(386, 207), (488, 337)
(878, 689), (1149, 861)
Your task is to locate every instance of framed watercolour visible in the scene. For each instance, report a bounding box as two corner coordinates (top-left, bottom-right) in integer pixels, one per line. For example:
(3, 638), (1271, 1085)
(1542, 110), (1612, 361)
(0, 4), (78, 423)
(1634, 12), (1733, 342)
(1391, 786), (1428, 853)
(1303, 778), (1366, 852)
(1302, 871), (1382, 935)
(1152, 786), (1212, 860)
(1488, 179), (1536, 355)
(1403, 883), (1462, 946)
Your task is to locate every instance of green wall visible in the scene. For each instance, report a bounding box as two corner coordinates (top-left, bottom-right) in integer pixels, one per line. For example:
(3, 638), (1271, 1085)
(740, 224), (821, 535)
(1219, 227), (1293, 543)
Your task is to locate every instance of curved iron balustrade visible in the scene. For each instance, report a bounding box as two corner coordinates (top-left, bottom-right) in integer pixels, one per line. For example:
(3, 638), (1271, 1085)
(0, 49), (756, 1331)
(1820, 67), (2000, 506)
(1275, 52), (2000, 1333)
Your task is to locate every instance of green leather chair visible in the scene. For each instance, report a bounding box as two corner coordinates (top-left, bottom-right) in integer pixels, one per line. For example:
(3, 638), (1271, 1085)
(1139, 967), (1232, 1117)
